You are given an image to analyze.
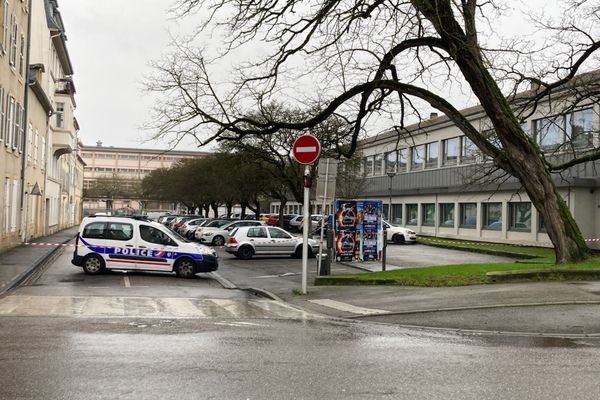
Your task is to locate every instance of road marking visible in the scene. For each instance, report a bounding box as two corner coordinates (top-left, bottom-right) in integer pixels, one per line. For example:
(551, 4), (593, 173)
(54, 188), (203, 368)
(123, 276), (131, 288)
(0, 295), (313, 319)
(308, 299), (388, 315)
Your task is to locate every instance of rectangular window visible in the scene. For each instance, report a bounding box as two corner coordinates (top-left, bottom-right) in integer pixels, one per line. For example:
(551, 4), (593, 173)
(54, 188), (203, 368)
(55, 102), (64, 128)
(1, 1), (9, 54)
(482, 202), (502, 230)
(3, 178), (9, 233)
(411, 145), (424, 170)
(460, 203), (477, 228)
(461, 136), (477, 164)
(397, 148), (408, 172)
(41, 137), (46, 169)
(9, 14), (15, 66)
(26, 123), (32, 160)
(406, 204), (418, 225)
(33, 129), (38, 165)
(422, 203), (435, 226)
(425, 142), (438, 169)
(6, 96), (14, 147)
(534, 115), (563, 149)
(566, 108), (594, 148)
(18, 33), (24, 76)
(373, 153), (383, 176)
(10, 179), (17, 232)
(385, 151), (397, 173)
(0, 86), (4, 142)
(439, 203), (454, 227)
(509, 202), (531, 231)
(442, 137), (459, 166)
(391, 204), (402, 225)
(16, 104), (23, 150)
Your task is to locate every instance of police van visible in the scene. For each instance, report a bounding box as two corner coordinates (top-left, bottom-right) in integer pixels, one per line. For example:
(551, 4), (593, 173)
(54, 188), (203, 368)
(72, 216), (219, 278)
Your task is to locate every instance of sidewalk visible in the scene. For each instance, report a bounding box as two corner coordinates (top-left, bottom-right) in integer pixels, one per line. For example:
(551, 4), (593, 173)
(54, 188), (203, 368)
(0, 227), (78, 296)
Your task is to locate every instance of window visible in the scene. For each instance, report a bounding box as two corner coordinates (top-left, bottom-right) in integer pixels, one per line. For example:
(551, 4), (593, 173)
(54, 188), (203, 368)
(55, 102), (64, 128)
(18, 32), (24, 76)
(41, 137), (46, 169)
(482, 203), (502, 230)
(406, 204), (418, 225)
(1, 1), (9, 54)
(373, 153), (383, 176)
(11, 179), (17, 232)
(0, 86), (4, 142)
(534, 115), (562, 148)
(411, 145), (424, 170)
(9, 14), (15, 66)
(33, 130), (39, 165)
(442, 137), (459, 166)
(422, 203), (435, 226)
(26, 123), (32, 161)
(83, 222), (107, 239)
(385, 151), (397, 173)
(391, 204), (402, 224)
(3, 178), (9, 233)
(566, 108), (594, 148)
(364, 156), (374, 176)
(6, 96), (14, 147)
(425, 142), (438, 169)
(461, 136), (477, 164)
(440, 203), (454, 227)
(460, 203), (477, 228)
(106, 223), (134, 241)
(268, 227), (292, 239)
(139, 225), (175, 245)
(509, 202), (531, 231)
(397, 148), (408, 172)
(247, 227), (267, 238)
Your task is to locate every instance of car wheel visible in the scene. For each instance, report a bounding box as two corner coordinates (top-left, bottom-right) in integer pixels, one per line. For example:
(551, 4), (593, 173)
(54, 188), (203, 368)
(212, 235), (225, 246)
(82, 254), (105, 275)
(393, 234), (405, 245)
(174, 258), (196, 278)
(237, 245), (254, 260)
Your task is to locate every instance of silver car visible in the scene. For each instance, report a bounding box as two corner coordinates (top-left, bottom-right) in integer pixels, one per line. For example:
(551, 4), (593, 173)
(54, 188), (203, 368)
(225, 226), (319, 259)
(197, 220), (264, 246)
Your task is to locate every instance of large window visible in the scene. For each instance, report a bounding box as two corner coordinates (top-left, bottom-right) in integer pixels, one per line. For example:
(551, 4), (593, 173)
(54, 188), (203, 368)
(411, 145), (424, 170)
(425, 142), (438, 169)
(385, 151), (397, 173)
(482, 203), (502, 230)
(461, 136), (477, 164)
(460, 203), (477, 228)
(534, 115), (562, 148)
(422, 204), (435, 226)
(442, 137), (459, 166)
(440, 203), (454, 227)
(566, 108), (594, 148)
(56, 102), (64, 128)
(406, 204), (418, 225)
(391, 204), (402, 224)
(397, 148), (408, 172)
(509, 202), (531, 231)
(373, 153), (383, 176)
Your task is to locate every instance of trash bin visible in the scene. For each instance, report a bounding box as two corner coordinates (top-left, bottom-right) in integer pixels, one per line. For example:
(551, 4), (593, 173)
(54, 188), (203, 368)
(319, 252), (331, 276)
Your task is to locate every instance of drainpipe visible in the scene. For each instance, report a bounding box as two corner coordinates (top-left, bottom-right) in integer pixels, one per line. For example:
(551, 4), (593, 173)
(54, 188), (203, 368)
(19, 0), (34, 242)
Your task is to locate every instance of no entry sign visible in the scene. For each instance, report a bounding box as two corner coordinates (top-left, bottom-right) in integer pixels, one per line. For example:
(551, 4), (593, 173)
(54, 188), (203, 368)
(292, 134), (321, 165)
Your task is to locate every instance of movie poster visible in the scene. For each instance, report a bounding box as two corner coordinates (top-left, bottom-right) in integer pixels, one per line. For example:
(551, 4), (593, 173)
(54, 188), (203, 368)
(359, 201), (382, 261)
(334, 200), (358, 261)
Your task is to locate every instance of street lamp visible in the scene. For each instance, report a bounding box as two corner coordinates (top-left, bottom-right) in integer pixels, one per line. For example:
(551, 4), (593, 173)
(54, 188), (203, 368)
(387, 171), (396, 222)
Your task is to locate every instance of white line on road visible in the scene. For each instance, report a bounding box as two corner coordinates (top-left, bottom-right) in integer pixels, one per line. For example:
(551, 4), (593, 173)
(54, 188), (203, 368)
(308, 299), (388, 315)
(123, 276), (131, 288)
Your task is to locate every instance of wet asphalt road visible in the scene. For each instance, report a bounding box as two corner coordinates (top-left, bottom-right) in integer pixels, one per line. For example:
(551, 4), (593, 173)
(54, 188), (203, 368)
(2, 246), (600, 398)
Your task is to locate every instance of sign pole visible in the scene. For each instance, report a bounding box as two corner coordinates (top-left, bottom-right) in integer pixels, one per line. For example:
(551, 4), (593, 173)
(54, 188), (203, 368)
(302, 164), (310, 294)
(317, 158), (330, 275)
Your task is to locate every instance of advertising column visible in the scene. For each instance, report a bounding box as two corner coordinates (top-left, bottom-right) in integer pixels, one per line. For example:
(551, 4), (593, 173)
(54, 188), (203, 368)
(334, 200), (358, 261)
(359, 200), (382, 261)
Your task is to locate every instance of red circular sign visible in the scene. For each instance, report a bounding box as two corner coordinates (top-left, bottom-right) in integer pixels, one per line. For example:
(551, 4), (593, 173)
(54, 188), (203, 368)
(292, 134), (321, 165)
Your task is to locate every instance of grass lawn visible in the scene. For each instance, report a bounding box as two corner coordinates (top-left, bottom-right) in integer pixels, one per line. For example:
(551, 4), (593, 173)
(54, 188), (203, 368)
(316, 237), (600, 287)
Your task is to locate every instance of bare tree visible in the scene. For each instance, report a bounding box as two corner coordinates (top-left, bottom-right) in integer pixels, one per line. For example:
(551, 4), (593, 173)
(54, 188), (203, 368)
(147, 0), (600, 263)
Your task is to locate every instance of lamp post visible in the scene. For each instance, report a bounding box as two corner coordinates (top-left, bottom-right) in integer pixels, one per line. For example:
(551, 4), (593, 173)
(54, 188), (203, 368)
(387, 171), (396, 222)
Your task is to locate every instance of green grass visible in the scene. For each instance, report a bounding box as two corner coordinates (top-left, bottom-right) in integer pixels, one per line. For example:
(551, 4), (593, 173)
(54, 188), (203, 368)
(315, 237), (600, 287)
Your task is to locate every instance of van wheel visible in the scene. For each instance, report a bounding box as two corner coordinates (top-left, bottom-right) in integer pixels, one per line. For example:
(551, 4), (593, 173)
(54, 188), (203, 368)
(212, 235), (225, 246)
(237, 246), (253, 260)
(174, 258), (196, 278)
(393, 234), (405, 244)
(82, 254), (105, 275)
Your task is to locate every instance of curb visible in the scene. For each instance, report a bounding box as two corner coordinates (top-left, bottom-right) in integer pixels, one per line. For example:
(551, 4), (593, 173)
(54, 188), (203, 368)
(208, 271), (238, 289)
(418, 239), (541, 259)
(1, 233), (76, 296)
(487, 268), (600, 282)
(243, 287), (285, 302)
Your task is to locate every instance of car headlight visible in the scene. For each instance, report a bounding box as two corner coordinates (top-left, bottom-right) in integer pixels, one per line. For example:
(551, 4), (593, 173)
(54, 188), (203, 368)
(204, 232), (214, 236)
(196, 245), (214, 256)
(407, 230), (416, 235)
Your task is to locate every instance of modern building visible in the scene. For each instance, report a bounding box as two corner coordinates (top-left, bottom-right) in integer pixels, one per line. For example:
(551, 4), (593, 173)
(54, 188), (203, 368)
(271, 72), (600, 248)
(80, 143), (209, 214)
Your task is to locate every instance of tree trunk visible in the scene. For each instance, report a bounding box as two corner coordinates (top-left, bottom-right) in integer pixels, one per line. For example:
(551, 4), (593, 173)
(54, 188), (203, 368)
(278, 199), (287, 228)
(211, 203), (219, 218)
(226, 203), (233, 217)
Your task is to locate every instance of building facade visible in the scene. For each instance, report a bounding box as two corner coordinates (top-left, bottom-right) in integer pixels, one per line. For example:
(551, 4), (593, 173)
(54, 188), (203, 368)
(80, 144), (208, 215)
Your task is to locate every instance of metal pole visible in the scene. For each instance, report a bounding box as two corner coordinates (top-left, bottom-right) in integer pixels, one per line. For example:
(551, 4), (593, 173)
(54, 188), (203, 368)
(317, 159), (330, 275)
(389, 176), (392, 221)
(302, 165), (310, 294)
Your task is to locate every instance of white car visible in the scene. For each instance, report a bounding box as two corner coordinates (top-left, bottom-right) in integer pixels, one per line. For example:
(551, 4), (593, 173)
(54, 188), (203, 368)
(197, 220), (264, 246)
(225, 226), (318, 259)
(383, 220), (417, 244)
(72, 216), (218, 278)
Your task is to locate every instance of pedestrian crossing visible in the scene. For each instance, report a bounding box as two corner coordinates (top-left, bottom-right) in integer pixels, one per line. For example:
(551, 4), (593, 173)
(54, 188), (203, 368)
(0, 295), (312, 319)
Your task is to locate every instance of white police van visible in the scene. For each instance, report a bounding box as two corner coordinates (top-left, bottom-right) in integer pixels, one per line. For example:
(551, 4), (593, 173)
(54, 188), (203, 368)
(72, 216), (218, 278)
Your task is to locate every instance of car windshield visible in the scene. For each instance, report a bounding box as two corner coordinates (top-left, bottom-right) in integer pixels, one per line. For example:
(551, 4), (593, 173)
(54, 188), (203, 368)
(384, 220), (402, 227)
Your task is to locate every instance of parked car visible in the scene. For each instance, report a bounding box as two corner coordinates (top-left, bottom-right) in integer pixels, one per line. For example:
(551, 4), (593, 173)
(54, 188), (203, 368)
(194, 219), (236, 241)
(170, 216), (200, 232)
(225, 226), (319, 260)
(289, 215), (304, 232)
(259, 214), (271, 223)
(197, 220), (264, 246)
(178, 218), (208, 237)
(146, 211), (172, 221)
(72, 216), (218, 278)
(266, 214), (279, 226)
(159, 215), (178, 226)
(383, 220), (417, 244)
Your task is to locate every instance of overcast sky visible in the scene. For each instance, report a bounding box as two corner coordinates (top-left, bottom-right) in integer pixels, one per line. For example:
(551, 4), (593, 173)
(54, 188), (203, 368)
(58, 0), (561, 152)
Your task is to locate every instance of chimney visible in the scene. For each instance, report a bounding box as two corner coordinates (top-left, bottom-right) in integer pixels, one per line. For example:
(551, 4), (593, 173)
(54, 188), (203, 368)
(96, 141), (103, 147)
(429, 112), (439, 120)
